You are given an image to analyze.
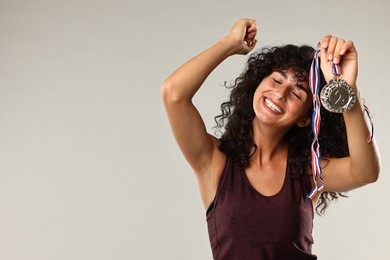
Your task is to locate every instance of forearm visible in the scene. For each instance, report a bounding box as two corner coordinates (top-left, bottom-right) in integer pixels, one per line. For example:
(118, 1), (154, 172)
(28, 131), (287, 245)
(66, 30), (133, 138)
(162, 37), (238, 103)
(343, 87), (380, 183)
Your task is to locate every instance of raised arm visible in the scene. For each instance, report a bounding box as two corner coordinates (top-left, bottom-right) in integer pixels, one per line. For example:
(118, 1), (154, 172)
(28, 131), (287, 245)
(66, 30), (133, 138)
(161, 19), (257, 176)
(319, 36), (381, 192)
(161, 19), (257, 208)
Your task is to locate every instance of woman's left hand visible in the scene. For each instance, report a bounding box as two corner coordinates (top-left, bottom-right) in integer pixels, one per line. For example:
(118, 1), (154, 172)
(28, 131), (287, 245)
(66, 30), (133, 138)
(319, 36), (358, 87)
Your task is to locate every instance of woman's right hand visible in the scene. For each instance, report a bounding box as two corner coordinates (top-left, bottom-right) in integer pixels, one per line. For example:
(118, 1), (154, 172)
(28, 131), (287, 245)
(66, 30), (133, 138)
(226, 19), (258, 55)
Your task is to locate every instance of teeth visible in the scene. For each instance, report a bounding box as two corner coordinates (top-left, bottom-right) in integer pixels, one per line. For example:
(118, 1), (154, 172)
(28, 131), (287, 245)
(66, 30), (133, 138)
(264, 98), (283, 114)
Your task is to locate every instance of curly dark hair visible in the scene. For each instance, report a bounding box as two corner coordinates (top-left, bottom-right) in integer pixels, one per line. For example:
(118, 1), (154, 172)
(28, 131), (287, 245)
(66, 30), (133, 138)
(214, 44), (348, 214)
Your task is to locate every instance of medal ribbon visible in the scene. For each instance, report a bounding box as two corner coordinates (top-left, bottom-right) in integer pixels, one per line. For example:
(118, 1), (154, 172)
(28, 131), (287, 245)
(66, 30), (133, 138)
(308, 43), (375, 199)
(331, 62), (341, 76)
(308, 43), (324, 199)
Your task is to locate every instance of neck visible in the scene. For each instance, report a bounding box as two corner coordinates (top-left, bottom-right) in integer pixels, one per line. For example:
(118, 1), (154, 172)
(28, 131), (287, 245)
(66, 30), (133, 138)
(250, 120), (289, 165)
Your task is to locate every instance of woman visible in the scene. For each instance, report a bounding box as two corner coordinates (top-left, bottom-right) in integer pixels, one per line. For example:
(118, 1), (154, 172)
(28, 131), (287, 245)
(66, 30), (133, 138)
(161, 19), (380, 259)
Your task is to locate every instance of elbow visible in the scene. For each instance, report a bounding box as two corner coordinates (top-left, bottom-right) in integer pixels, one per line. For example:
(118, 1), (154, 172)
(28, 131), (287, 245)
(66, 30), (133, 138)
(367, 144), (382, 184)
(369, 158), (381, 183)
(160, 80), (173, 104)
(161, 80), (184, 105)
(361, 162), (381, 184)
(366, 172), (379, 184)
(369, 162), (381, 183)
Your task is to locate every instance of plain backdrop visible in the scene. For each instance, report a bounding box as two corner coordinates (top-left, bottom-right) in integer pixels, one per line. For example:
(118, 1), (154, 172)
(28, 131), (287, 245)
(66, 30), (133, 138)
(0, 0), (389, 259)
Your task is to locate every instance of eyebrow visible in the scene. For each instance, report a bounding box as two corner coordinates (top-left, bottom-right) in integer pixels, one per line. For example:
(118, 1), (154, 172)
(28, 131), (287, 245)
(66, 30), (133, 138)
(274, 70), (310, 95)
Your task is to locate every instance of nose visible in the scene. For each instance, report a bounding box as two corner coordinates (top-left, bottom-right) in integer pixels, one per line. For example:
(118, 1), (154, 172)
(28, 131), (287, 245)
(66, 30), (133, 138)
(273, 85), (288, 101)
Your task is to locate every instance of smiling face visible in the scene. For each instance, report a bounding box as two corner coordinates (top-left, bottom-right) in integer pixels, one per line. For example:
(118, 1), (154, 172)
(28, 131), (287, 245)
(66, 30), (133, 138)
(252, 68), (312, 130)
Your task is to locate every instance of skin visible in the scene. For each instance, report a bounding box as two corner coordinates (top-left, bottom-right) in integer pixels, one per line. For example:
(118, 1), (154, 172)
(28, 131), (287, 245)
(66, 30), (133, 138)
(161, 19), (380, 209)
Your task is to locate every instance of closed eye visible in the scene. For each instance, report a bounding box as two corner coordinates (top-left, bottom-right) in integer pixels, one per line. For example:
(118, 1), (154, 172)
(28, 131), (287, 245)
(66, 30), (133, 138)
(272, 78), (282, 84)
(292, 91), (302, 99)
(292, 86), (308, 101)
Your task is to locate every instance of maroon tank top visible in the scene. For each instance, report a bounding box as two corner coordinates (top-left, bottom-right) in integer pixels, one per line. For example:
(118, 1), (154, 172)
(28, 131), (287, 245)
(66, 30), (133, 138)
(206, 151), (317, 260)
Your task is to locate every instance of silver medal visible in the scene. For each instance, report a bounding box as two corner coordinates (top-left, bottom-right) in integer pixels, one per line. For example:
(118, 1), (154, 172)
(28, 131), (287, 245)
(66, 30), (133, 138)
(320, 77), (356, 113)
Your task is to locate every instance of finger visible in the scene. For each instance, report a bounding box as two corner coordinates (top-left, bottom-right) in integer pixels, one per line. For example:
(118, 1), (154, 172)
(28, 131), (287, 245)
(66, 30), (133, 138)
(333, 39), (345, 64)
(246, 39), (258, 49)
(248, 21), (257, 32)
(244, 38), (257, 48)
(246, 26), (257, 37)
(340, 40), (355, 55)
(244, 20), (258, 46)
(320, 35), (333, 49)
(246, 27), (257, 38)
(319, 46), (334, 83)
(243, 18), (256, 27)
(230, 19), (255, 42)
(245, 30), (257, 44)
(238, 18), (256, 31)
(326, 36), (338, 61)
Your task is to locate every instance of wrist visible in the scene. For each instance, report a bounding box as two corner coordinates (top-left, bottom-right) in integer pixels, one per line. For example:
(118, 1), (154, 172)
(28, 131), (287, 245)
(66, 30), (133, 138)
(218, 35), (251, 56)
(217, 36), (239, 56)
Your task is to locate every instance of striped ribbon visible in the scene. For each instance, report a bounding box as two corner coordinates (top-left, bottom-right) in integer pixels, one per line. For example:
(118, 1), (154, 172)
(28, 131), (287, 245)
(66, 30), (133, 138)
(331, 62), (341, 76)
(308, 43), (324, 199)
(307, 43), (375, 199)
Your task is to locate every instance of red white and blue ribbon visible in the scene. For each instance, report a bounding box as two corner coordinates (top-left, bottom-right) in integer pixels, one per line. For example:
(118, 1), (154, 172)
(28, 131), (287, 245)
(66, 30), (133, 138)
(308, 43), (324, 199)
(331, 62), (341, 76)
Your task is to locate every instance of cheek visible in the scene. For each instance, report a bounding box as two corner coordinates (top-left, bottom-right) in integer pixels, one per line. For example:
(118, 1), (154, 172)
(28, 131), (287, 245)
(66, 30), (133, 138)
(253, 82), (266, 100)
(252, 88), (263, 110)
(299, 100), (313, 118)
(253, 89), (260, 102)
(290, 98), (309, 114)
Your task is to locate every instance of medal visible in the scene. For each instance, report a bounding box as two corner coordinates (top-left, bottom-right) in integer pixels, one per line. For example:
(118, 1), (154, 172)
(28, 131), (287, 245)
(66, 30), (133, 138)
(320, 63), (356, 113)
(320, 76), (356, 113)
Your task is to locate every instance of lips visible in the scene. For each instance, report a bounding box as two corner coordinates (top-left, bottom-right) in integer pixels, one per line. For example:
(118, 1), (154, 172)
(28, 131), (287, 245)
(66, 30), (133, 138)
(264, 98), (283, 114)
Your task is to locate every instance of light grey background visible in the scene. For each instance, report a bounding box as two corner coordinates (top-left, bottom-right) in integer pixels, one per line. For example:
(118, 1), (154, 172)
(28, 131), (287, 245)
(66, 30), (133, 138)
(0, 0), (389, 259)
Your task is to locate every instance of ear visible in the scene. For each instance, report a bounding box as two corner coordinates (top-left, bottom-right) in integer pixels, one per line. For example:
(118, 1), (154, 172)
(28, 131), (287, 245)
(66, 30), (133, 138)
(297, 117), (311, 127)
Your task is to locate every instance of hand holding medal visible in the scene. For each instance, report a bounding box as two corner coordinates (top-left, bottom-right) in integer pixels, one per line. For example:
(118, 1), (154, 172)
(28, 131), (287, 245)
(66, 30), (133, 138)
(319, 37), (358, 113)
